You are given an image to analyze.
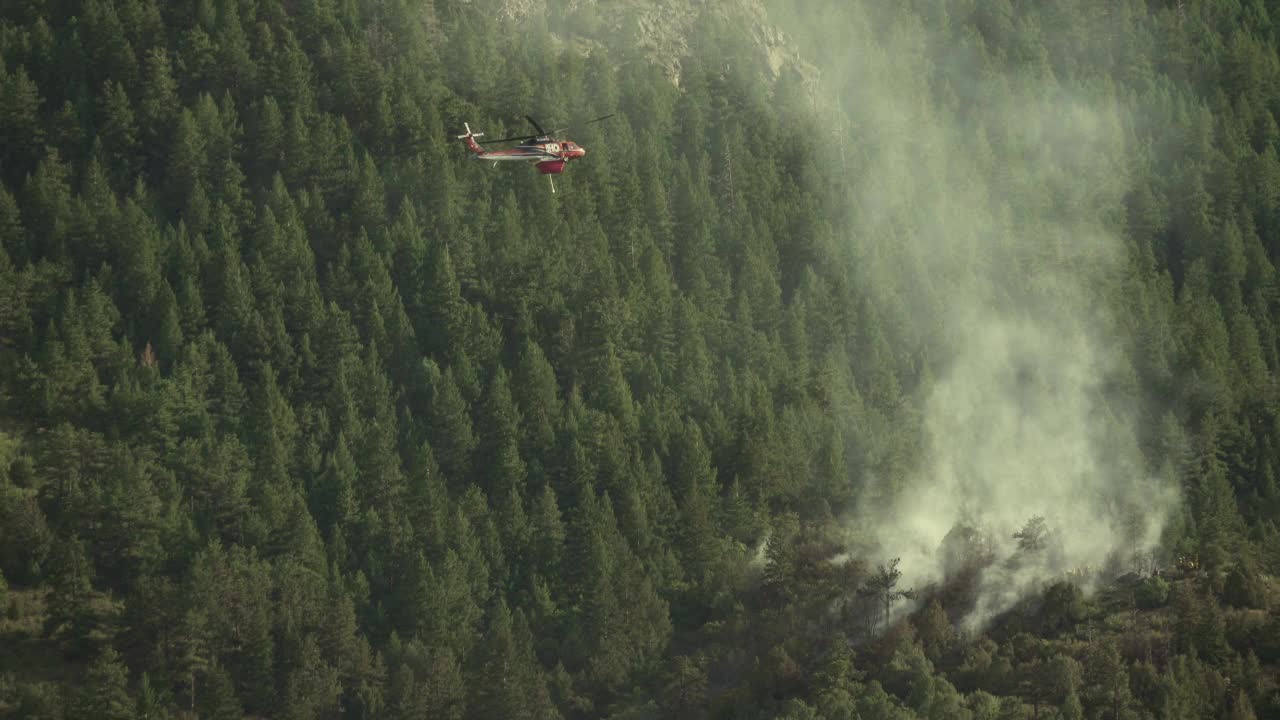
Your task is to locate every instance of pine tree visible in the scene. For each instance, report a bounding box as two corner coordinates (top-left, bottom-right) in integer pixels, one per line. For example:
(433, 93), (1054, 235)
(186, 542), (276, 709)
(860, 558), (915, 634)
(423, 648), (467, 720)
(386, 662), (427, 720)
(98, 79), (141, 186)
(43, 535), (109, 657)
(530, 483), (566, 585)
(154, 280), (185, 366)
(139, 47), (179, 173)
(468, 598), (548, 720)
(0, 65), (45, 184)
(405, 439), (448, 551)
(282, 634), (341, 720)
(477, 368), (530, 536)
(199, 662), (244, 720)
(419, 243), (468, 360)
(22, 147), (73, 260)
(67, 646), (134, 720)
(95, 451), (164, 588)
(350, 348), (406, 521)
(426, 365), (476, 487)
(136, 671), (178, 720)
(513, 338), (562, 467)
(414, 548), (482, 658)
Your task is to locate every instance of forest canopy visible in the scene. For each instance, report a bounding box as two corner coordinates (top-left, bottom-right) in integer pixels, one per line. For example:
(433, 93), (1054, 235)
(0, 0), (1279, 718)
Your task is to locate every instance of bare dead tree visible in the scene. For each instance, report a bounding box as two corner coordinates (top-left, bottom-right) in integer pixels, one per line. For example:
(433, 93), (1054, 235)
(859, 557), (916, 633)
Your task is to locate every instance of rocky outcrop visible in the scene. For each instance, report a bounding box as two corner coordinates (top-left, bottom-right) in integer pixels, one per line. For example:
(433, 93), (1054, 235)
(491, 0), (817, 90)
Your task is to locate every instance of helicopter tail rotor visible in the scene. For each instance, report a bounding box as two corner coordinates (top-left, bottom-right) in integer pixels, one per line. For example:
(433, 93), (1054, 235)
(456, 122), (486, 154)
(456, 122), (484, 140)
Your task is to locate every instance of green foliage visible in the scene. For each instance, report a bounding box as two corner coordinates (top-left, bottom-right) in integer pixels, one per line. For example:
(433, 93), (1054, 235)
(1135, 575), (1171, 609)
(915, 600), (954, 661)
(1038, 582), (1086, 636)
(1222, 564), (1268, 610)
(67, 646), (132, 720)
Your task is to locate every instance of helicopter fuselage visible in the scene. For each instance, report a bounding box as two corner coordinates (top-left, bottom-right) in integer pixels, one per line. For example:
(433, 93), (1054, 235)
(461, 134), (585, 173)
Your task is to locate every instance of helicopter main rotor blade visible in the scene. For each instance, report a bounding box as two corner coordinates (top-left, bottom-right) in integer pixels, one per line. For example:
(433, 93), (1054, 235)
(525, 115), (548, 136)
(549, 114), (617, 137)
(477, 134), (539, 145)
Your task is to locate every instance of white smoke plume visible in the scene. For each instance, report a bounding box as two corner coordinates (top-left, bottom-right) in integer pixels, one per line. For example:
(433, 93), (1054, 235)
(762, 1), (1180, 629)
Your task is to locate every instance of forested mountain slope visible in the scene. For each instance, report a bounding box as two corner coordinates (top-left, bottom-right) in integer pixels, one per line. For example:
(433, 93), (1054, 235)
(0, 0), (1278, 718)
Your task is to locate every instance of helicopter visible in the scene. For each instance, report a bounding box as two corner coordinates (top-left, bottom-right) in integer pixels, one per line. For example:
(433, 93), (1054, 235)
(456, 113), (614, 192)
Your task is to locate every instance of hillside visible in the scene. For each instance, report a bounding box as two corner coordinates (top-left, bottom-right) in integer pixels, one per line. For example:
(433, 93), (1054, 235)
(0, 0), (1279, 718)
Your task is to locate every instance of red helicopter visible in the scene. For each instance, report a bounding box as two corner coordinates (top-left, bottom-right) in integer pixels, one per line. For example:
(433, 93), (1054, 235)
(456, 114), (613, 192)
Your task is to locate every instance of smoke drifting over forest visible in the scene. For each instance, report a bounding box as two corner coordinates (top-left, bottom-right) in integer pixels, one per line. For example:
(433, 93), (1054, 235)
(764, 1), (1179, 628)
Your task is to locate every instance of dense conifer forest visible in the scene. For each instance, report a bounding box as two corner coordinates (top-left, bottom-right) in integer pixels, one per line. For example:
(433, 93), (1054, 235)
(1, 0), (1279, 718)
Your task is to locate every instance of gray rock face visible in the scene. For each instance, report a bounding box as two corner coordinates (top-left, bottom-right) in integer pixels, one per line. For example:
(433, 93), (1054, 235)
(489, 0), (817, 90)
